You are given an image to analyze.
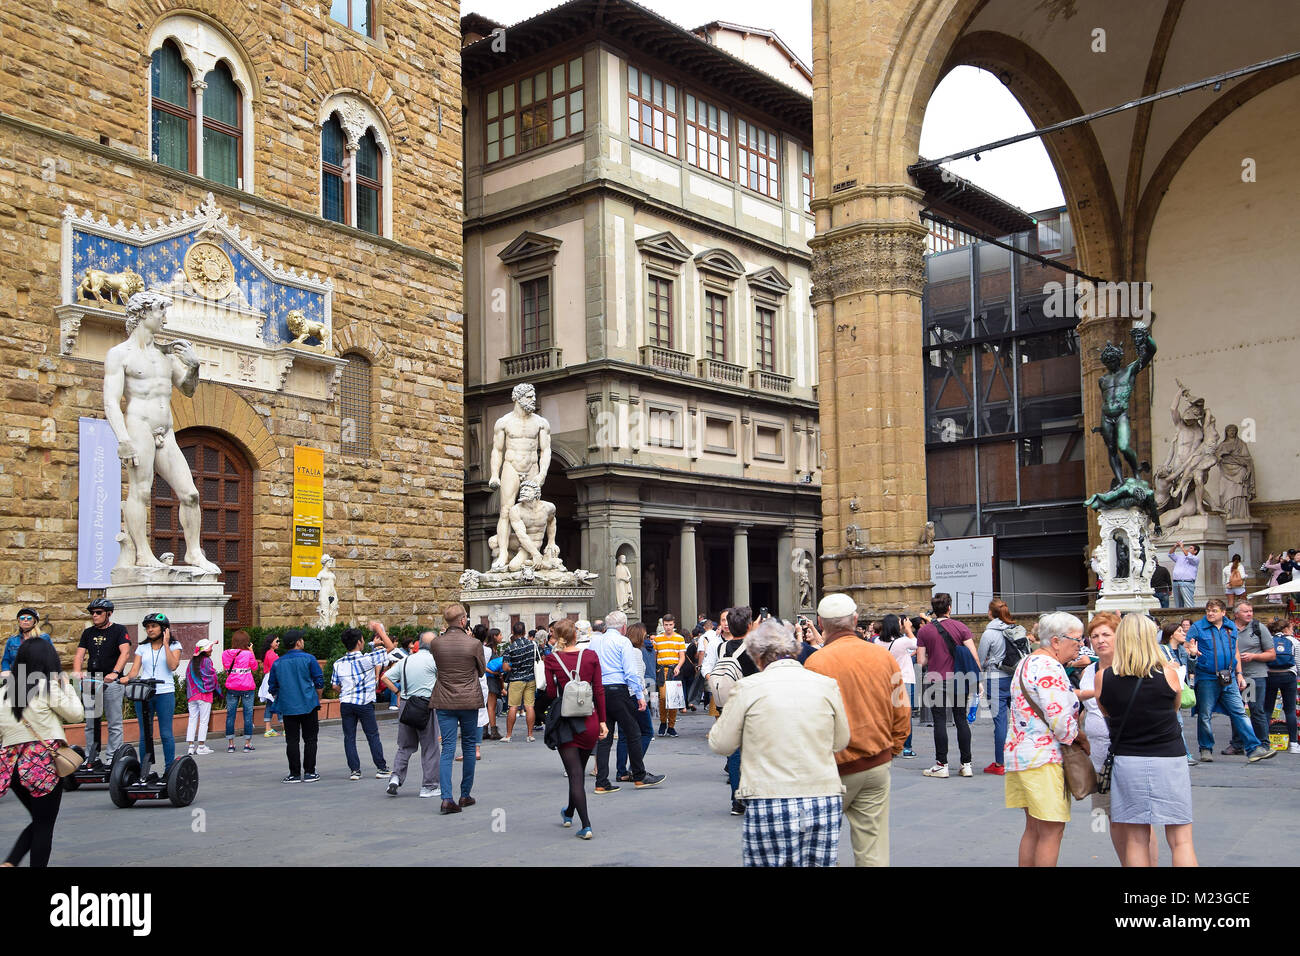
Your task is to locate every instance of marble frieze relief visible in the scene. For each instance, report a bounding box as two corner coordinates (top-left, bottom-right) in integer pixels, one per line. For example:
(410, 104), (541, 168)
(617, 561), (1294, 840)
(57, 194), (346, 400)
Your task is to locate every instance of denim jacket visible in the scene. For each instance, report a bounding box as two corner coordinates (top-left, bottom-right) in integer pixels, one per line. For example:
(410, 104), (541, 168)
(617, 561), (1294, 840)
(2, 632), (53, 673)
(1187, 617), (1237, 676)
(266, 648), (324, 716)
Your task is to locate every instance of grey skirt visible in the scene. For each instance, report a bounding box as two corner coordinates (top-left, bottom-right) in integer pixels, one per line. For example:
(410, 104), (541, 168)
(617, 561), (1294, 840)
(1110, 755), (1193, 825)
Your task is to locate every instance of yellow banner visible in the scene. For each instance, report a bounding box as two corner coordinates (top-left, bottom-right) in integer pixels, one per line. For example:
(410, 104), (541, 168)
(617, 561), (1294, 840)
(290, 445), (324, 591)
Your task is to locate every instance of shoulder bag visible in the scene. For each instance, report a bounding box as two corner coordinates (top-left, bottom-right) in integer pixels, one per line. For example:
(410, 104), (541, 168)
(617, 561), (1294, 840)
(21, 714), (83, 778)
(1019, 664), (1096, 800)
(397, 658), (432, 730)
(1094, 671), (1143, 795)
(533, 642), (546, 687)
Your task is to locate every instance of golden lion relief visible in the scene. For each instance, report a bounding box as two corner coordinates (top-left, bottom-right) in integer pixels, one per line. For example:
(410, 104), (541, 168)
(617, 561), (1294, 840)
(77, 268), (145, 308)
(286, 309), (331, 351)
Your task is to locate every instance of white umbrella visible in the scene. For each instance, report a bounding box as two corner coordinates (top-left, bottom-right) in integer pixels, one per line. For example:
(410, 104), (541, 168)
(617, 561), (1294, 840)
(1247, 579), (1300, 599)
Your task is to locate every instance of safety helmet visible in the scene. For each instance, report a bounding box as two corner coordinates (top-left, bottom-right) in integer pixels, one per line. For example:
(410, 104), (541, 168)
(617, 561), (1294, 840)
(141, 612), (171, 629)
(86, 598), (115, 613)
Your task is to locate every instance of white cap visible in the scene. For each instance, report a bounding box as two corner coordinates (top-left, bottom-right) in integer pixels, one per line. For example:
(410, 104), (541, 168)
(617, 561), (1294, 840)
(817, 593), (858, 620)
(193, 638), (217, 654)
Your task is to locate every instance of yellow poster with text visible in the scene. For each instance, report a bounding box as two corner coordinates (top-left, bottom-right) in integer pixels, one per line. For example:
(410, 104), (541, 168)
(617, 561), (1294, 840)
(290, 446), (324, 590)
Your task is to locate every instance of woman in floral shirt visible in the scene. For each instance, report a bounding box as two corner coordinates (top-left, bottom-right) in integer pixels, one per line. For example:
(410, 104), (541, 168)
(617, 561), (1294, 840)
(1004, 611), (1088, 867)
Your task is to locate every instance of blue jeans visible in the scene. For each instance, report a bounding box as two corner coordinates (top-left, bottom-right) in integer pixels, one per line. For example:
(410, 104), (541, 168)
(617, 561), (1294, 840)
(1231, 677), (1268, 750)
(1155, 591), (1170, 609)
(225, 689), (255, 738)
(264, 696), (280, 723)
(727, 747), (741, 798)
(137, 692), (176, 771)
(1195, 676), (1261, 752)
(988, 673), (1012, 763)
(904, 682), (915, 750)
(340, 702), (386, 773)
(616, 697), (654, 775)
(1173, 580), (1195, 608)
(436, 709), (478, 799)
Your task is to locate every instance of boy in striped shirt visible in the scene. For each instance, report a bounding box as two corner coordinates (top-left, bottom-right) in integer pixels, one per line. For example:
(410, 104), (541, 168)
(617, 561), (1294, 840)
(655, 614), (687, 737)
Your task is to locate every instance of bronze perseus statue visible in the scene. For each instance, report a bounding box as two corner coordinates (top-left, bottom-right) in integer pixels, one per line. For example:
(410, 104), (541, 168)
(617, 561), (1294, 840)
(1095, 325), (1156, 489)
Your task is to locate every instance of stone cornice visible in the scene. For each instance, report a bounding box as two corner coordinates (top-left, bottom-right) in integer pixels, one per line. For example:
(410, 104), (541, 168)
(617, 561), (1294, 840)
(809, 182), (925, 212)
(809, 221), (928, 302)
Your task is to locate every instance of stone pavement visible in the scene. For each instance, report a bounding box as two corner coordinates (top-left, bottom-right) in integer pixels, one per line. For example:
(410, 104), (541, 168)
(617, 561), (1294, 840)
(2, 705), (1295, 866)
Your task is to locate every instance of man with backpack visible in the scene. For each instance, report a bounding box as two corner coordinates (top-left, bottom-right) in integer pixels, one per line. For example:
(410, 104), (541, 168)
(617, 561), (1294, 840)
(1264, 618), (1299, 754)
(706, 605), (758, 816)
(915, 593), (981, 778)
(1225, 602), (1274, 755)
(977, 599), (1028, 775)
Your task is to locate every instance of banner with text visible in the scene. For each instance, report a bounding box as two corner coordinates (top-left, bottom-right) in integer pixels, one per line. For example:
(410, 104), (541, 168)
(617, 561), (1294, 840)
(290, 446), (324, 591)
(931, 536), (995, 614)
(77, 418), (121, 589)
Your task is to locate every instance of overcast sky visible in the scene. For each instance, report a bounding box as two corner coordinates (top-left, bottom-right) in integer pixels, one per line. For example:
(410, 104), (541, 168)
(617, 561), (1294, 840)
(464, 0), (1066, 213)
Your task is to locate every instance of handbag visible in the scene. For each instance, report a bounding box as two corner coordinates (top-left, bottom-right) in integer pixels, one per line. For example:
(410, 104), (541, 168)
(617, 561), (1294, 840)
(533, 643), (546, 687)
(1094, 672), (1143, 796)
(1019, 667), (1096, 800)
(553, 649), (594, 717)
(395, 659), (431, 729)
(20, 715), (82, 778)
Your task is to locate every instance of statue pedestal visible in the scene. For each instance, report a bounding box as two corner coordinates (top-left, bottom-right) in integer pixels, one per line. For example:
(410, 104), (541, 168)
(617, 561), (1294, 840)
(1226, 518), (1269, 588)
(461, 584), (595, 634)
(105, 568), (229, 658)
(1155, 514), (1229, 607)
(1093, 507), (1161, 615)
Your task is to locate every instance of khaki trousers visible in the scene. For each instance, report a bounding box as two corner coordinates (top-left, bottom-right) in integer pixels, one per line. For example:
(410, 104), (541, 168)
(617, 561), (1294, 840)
(840, 763), (891, 867)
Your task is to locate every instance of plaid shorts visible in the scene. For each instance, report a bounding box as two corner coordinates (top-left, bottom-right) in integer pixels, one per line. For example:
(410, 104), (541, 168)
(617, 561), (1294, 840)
(741, 796), (842, 867)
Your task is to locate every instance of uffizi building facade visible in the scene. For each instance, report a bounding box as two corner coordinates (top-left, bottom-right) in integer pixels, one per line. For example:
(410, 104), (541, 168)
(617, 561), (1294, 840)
(0, 0), (464, 647)
(461, 1), (822, 625)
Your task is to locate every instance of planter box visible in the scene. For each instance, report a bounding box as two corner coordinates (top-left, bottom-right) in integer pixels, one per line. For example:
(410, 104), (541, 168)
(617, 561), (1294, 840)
(62, 699), (345, 747)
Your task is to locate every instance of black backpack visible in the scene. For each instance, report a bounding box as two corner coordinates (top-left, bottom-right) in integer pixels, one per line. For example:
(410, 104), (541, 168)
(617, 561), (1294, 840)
(996, 625), (1030, 676)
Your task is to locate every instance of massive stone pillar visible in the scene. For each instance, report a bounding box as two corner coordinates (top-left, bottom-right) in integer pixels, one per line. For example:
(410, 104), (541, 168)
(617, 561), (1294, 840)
(679, 520), (699, 625)
(732, 524), (751, 608)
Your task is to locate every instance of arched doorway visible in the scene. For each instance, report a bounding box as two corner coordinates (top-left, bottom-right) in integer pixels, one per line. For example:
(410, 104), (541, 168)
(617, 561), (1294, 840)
(152, 429), (254, 626)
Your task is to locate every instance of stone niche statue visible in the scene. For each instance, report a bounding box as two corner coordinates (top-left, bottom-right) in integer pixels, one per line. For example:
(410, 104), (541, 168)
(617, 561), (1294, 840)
(488, 383), (552, 571)
(1214, 423), (1256, 520)
(791, 548), (813, 609)
(103, 290), (219, 575)
(1154, 380), (1222, 529)
(615, 554), (634, 611)
(316, 554), (338, 628)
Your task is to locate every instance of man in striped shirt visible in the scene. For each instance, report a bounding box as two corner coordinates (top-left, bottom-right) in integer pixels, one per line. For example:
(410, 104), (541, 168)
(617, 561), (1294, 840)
(332, 625), (397, 781)
(655, 614), (687, 737)
(501, 621), (539, 741)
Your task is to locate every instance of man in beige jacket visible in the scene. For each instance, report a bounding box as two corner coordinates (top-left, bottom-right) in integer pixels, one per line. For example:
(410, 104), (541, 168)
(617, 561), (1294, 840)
(707, 619), (850, 866)
(805, 592), (911, 866)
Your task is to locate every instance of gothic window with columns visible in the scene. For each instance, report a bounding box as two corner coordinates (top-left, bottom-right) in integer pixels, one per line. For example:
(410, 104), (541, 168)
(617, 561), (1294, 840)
(318, 95), (392, 238)
(148, 15), (255, 189)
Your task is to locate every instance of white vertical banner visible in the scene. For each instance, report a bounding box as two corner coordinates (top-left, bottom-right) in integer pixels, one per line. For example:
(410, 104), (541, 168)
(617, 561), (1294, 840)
(931, 536), (996, 614)
(77, 417), (121, 589)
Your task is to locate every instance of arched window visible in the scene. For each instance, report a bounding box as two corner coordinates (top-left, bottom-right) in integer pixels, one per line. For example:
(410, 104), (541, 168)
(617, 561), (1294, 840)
(318, 96), (391, 238)
(202, 61), (242, 187)
(151, 41), (194, 173)
(355, 128), (382, 236)
(340, 353), (372, 457)
(322, 114), (348, 225)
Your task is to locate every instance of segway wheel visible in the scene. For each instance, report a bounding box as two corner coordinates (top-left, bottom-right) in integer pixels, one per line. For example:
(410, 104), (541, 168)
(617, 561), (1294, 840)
(165, 754), (199, 807)
(62, 746), (86, 791)
(108, 745), (140, 808)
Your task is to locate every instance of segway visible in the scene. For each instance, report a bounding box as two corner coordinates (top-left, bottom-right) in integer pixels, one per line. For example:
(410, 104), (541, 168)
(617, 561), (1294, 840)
(64, 677), (115, 791)
(108, 679), (199, 808)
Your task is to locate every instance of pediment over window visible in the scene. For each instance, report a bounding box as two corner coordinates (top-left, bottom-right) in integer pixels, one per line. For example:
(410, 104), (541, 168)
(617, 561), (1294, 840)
(499, 231), (563, 266)
(746, 266), (791, 296)
(635, 231), (692, 264)
(693, 248), (745, 279)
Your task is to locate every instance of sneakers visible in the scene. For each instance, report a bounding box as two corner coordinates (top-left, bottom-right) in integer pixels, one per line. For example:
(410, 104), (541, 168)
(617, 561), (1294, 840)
(282, 774), (302, 784)
(192, 744), (211, 755)
(730, 799), (746, 816)
(1187, 754), (1199, 766)
(1247, 747), (1276, 763)
(1221, 745), (1245, 756)
(418, 786), (440, 798)
(227, 742), (236, 753)
(263, 728), (279, 738)
(594, 783), (621, 795)
(959, 763), (973, 777)
(560, 808), (573, 828)
(635, 773), (665, 789)
(901, 748), (917, 759)
(982, 762), (1004, 775)
(302, 772), (320, 783)
(1290, 743), (1300, 755)
(375, 766), (391, 778)
(349, 770), (362, 781)
(243, 743), (255, 752)
(388, 705), (398, 711)
(1199, 749), (1214, 762)
(666, 728), (678, 738)
(386, 778), (400, 796)
(923, 763), (950, 778)
(657, 724), (667, 737)
(576, 826), (593, 840)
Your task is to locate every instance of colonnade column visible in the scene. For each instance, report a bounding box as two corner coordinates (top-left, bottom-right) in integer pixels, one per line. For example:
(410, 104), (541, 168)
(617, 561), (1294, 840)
(732, 524), (751, 609)
(679, 520), (699, 625)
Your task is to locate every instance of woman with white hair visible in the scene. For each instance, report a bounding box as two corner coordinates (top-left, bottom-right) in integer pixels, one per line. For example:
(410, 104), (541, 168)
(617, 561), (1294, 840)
(707, 619), (850, 866)
(1095, 614), (1197, 866)
(1004, 610), (1088, 867)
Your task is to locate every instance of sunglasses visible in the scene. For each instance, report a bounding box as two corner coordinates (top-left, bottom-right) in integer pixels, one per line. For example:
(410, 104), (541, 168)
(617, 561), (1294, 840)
(17, 616), (35, 621)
